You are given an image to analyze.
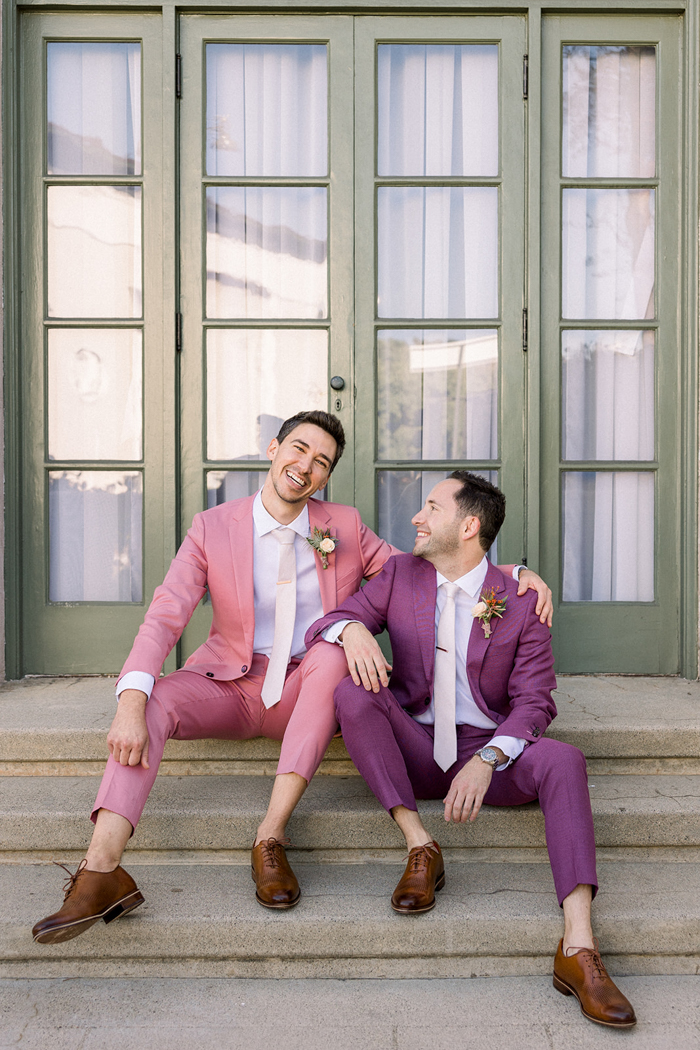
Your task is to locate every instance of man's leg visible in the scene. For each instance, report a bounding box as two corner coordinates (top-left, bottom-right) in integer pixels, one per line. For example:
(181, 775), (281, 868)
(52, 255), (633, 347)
(483, 738), (635, 1028)
(334, 676), (452, 913)
(249, 643), (350, 909)
(33, 667), (265, 943)
(255, 641), (351, 843)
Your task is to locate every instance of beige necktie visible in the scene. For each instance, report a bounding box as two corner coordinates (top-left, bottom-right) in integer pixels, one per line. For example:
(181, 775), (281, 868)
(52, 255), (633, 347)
(260, 528), (297, 709)
(433, 581), (459, 772)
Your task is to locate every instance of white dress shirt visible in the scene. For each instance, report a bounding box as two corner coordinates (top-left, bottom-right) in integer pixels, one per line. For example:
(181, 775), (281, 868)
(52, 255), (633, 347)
(118, 490), (324, 700)
(325, 557), (526, 769)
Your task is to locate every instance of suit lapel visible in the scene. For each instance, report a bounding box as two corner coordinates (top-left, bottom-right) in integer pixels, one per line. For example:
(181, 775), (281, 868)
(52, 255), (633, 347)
(308, 499), (337, 613)
(466, 559), (507, 707)
(413, 558), (438, 686)
(228, 495), (256, 656)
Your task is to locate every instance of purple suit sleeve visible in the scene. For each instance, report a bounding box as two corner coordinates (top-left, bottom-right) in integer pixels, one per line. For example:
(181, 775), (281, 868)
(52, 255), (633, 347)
(495, 590), (557, 741)
(305, 556), (398, 649)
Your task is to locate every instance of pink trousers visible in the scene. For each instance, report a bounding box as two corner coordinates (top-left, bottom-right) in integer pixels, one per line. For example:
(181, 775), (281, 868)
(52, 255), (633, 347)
(91, 642), (349, 830)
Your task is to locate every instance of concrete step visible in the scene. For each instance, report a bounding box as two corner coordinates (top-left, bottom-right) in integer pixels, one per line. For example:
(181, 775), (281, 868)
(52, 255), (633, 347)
(2, 859), (699, 978)
(2, 774), (700, 856)
(2, 675), (700, 775)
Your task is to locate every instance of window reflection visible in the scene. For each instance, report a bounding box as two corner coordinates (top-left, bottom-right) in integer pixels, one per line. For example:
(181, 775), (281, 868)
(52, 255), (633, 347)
(377, 330), (497, 461)
(49, 471), (142, 602)
(47, 42), (141, 176)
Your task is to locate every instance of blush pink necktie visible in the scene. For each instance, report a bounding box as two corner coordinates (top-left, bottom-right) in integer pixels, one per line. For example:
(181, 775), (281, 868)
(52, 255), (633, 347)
(433, 581), (459, 772)
(260, 528), (297, 709)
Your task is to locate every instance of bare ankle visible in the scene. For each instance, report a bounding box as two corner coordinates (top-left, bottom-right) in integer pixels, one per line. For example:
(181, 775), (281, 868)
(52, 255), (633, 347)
(84, 852), (120, 873)
(254, 826), (285, 847)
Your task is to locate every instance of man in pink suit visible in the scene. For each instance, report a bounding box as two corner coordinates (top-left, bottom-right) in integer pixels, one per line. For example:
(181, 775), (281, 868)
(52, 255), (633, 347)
(306, 471), (636, 1029)
(33, 412), (550, 945)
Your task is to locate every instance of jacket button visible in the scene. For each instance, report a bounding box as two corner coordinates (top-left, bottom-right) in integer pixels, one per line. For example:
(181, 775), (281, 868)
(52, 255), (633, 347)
(206, 672), (214, 678)
(241, 665), (248, 673)
(424, 698), (430, 706)
(532, 726), (541, 737)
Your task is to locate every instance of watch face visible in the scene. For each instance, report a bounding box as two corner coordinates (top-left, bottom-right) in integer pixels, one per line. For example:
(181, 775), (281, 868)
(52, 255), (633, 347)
(479, 747), (498, 765)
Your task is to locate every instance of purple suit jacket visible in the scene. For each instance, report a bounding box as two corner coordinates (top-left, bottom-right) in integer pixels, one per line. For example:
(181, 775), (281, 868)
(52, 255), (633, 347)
(306, 553), (557, 745)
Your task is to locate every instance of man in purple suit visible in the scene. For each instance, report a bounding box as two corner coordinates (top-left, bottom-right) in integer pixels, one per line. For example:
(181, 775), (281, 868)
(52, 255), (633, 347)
(306, 471), (636, 1030)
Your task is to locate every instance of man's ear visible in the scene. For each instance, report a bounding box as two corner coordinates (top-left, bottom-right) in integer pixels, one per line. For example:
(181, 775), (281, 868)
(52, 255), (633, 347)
(462, 515), (481, 541)
(266, 438), (279, 463)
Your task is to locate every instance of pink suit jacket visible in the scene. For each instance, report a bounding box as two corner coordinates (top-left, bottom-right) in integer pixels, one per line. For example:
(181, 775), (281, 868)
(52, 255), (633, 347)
(118, 494), (395, 686)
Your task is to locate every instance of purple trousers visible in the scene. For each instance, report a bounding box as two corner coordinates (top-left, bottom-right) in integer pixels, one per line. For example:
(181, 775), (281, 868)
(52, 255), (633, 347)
(334, 679), (598, 906)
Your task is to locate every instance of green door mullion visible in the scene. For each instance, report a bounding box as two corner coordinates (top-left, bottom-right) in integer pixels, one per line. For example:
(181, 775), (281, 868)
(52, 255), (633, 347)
(541, 13), (683, 673)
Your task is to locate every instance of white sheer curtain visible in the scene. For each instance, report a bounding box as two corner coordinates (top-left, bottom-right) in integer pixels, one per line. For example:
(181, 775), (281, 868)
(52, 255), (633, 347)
(47, 42), (141, 175)
(561, 47), (656, 602)
(377, 44), (498, 176)
(206, 44), (327, 177)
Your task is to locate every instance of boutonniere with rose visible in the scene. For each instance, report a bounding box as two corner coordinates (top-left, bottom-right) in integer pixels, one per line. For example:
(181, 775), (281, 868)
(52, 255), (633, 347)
(306, 527), (338, 569)
(472, 586), (507, 638)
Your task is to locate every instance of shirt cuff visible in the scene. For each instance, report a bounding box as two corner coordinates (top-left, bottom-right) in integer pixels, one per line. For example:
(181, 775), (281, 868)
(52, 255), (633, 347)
(512, 565), (526, 581)
(322, 619), (357, 645)
(116, 671), (155, 701)
(488, 735), (527, 770)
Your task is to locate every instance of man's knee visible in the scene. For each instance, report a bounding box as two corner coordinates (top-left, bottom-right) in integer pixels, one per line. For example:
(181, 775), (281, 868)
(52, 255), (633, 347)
(299, 640), (350, 683)
(535, 738), (588, 782)
(335, 677), (389, 721)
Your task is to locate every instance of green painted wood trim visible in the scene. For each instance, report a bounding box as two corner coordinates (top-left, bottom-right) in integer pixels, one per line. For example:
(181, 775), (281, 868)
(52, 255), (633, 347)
(3, 0), (22, 679)
(525, 4), (541, 572)
(680, 0), (698, 678)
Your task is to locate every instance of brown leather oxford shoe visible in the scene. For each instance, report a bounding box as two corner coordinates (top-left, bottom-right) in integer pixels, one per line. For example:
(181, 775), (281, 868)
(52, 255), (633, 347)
(32, 860), (145, 944)
(553, 939), (637, 1028)
(391, 840), (445, 914)
(251, 837), (301, 909)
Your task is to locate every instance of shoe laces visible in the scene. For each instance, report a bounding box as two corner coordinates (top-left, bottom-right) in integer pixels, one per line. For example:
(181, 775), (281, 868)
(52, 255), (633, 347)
(405, 842), (438, 873)
(53, 858), (87, 902)
(259, 837), (292, 868)
(568, 939), (609, 982)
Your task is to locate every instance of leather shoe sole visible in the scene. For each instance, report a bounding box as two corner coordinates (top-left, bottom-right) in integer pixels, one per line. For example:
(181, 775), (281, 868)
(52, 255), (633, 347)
(391, 870), (445, 914)
(254, 887), (301, 910)
(553, 972), (637, 1028)
(33, 889), (145, 944)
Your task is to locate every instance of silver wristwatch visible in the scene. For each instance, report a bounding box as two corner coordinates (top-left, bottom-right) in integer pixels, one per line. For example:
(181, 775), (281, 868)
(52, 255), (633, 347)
(475, 746), (500, 770)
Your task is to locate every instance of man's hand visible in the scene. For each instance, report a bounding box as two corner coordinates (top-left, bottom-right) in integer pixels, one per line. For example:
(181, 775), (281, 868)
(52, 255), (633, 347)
(443, 748), (505, 823)
(517, 569), (553, 627)
(107, 689), (150, 768)
(339, 621), (392, 693)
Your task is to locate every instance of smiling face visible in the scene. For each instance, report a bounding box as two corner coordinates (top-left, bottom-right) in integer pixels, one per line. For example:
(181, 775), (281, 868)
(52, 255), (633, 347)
(263, 422), (337, 513)
(411, 480), (466, 562)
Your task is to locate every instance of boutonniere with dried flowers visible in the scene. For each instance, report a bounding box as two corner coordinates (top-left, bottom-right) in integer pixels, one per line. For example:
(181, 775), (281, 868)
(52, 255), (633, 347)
(306, 527), (338, 569)
(472, 587), (507, 638)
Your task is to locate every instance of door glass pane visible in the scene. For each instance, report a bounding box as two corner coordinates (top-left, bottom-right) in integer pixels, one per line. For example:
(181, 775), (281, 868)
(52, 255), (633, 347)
(48, 329), (142, 461)
(377, 469), (498, 554)
(206, 44), (327, 177)
(563, 46), (655, 178)
(562, 188), (654, 319)
(207, 470), (270, 507)
(562, 471), (654, 601)
(377, 329), (497, 460)
(49, 471), (142, 601)
(47, 42), (141, 176)
(207, 470), (327, 507)
(378, 187), (498, 318)
(206, 329), (328, 460)
(378, 44), (498, 176)
(206, 187), (327, 319)
(562, 330), (654, 461)
(47, 186), (142, 318)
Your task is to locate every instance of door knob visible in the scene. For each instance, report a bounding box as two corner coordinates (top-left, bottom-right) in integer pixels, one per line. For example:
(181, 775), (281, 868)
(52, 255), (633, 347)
(330, 376), (345, 391)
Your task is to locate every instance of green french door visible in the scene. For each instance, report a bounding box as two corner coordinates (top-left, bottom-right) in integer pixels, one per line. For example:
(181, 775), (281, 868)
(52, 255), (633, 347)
(16, 12), (176, 674)
(10, 8), (692, 677)
(540, 15), (683, 671)
(176, 13), (528, 659)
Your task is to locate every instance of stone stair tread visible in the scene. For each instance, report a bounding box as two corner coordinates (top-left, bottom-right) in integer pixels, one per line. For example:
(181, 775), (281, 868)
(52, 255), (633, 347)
(2, 860), (699, 972)
(2, 676), (700, 762)
(2, 775), (700, 852)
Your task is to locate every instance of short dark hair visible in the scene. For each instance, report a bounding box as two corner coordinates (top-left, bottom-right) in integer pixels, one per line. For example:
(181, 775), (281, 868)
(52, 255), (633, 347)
(275, 411), (346, 474)
(448, 470), (506, 552)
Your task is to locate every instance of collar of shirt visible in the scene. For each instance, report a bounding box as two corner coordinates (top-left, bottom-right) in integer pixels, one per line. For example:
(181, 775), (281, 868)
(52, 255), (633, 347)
(435, 556), (489, 601)
(253, 490), (310, 539)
